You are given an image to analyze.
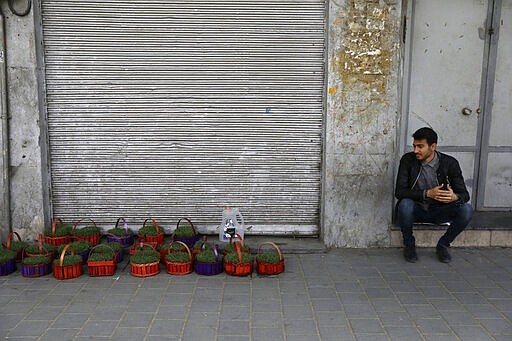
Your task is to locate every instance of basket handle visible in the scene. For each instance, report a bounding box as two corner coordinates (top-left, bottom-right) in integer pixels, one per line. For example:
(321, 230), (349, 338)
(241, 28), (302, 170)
(73, 218), (97, 231)
(6, 231), (22, 250)
(212, 243), (219, 262)
(51, 218), (63, 237)
(114, 217), (129, 235)
(142, 218), (159, 234)
(176, 217), (197, 235)
(257, 242), (283, 261)
(88, 244), (115, 259)
(59, 244), (75, 266)
(229, 233), (245, 252)
(234, 241), (243, 264)
(169, 241), (192, 262)
(37, 233), (44, 254)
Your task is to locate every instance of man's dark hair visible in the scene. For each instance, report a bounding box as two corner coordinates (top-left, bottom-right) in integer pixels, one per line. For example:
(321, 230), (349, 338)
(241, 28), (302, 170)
(413, 127), (438, 145)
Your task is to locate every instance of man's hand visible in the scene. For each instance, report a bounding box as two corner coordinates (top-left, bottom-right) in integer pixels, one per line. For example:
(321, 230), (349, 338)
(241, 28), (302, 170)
(426, 184), (458, 203)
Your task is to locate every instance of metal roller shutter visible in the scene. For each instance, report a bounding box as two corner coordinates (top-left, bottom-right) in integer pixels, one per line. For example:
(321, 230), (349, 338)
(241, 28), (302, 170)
(41, 0), (326, 234)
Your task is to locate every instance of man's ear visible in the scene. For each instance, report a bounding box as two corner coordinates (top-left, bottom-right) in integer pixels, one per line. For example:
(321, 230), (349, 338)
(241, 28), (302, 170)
(430, 143), (437, 151)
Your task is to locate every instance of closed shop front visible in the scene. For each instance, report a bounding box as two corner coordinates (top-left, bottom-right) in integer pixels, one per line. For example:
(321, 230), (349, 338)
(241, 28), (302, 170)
(40, 0), (326, 234)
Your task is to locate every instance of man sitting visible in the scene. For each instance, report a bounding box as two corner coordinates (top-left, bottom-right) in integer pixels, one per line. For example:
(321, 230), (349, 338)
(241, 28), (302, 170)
(395, 127), (473, 263)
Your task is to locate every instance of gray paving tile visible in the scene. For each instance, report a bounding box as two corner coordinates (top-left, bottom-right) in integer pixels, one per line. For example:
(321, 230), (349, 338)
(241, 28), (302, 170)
(385, 326), (423, 341)
(65, 301), (97, 313)
(218, 320), (249, 335)
(148, 319), (184, 336)
(252, 312), (282, 328)
(251, 327), (284, 340)
(489, 298), (512, 311)
(396, 292), (428, 304)
(188, 312), (219, 328)
(0, 301), (35, 314)
(283, 318), (318, 335)
(371, 298), (405, 312)
(40, 328), (79, 341)
(182, 326), (216, 341)
(318, 326), (354, 341)
(220, 305), (250, 320)
(349, 318), (384, 334)
(315, 311), (347, 327)
(252, 299), (281, 312)
(478, 318), (512, 335)
(7, 320), (51, 337)
(110, 327), (147, 340)
(119, 312), (154, 327)
(285, 335), (321, 341)
(282, 305), (314, 319)
(451, 325), (494, 340)
(157, 304), (189, 320)
(354, 334), (389, 341)
(440, 310), (478, 325)
(339, 292), (370, 304)
(465, 304), (504, 318)
(453, 292), (489, 304)
(334, 281), (363, 292)
(281, 292), (311, 306)
(0, 313), (24, 331)
(77, 320), (118, 337)
(429, 298), (465, 311)
(378, 311), (413, 326)
(344, 303), (378, 318)
(160, 293), (193, 306)
(424, 335), (459, 341)
(89, 305), (125, 321)
(415, 318), (452, 335)
(50, 313), (90, 329)
(311, 298), (343, 311)
(223, 294), (251, 306)
(405, 304), (441, 319)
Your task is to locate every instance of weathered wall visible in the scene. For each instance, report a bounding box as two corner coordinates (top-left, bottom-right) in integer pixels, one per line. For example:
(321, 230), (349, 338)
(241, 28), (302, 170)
(1, 3), (43, 242)
(323, 0), (402, 247)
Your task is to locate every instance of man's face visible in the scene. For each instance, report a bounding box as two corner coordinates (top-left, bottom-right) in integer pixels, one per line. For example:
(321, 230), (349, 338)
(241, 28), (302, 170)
(413, 139), (436, 162)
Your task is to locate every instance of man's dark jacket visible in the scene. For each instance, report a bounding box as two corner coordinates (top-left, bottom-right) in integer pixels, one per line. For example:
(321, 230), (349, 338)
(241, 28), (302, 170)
(395, 151), (470, 205)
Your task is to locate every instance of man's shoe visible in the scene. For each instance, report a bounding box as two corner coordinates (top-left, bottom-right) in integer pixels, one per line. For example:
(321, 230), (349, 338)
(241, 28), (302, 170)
(404, 245), (418, 263)
(436, 244), (451, 263)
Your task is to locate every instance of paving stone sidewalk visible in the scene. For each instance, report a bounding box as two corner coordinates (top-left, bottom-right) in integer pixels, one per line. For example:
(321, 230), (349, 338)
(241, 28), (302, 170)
(1, 248), (512, 340)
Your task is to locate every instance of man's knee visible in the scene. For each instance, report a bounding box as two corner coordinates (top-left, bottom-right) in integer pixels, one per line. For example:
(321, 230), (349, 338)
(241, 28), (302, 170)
(398, 198), (415, 215)
(457, 203), (473, 224)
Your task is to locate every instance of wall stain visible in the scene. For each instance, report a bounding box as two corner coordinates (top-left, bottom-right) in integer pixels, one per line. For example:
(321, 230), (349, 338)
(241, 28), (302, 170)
(331, 0), (399, 126)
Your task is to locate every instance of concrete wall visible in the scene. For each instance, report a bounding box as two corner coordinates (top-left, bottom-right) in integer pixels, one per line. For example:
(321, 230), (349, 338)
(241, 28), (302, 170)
(0, 1), (404, 247)
(0, 3), (43, 242)
(323, 0), (402, 247)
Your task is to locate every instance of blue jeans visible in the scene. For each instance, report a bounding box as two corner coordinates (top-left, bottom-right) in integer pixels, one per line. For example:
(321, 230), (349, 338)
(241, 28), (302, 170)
(397, 198), (473, 247)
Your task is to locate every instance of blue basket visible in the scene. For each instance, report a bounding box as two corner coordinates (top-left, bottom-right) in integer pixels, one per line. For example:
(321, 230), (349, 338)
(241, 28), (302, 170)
(0, 259), (16, 276)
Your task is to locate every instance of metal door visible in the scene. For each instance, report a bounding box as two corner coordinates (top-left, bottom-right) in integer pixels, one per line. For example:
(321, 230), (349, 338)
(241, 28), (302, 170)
(402, 0), (511, 211)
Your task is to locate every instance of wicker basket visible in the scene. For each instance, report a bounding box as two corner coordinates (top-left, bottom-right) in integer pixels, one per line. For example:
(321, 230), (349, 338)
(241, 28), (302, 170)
(224, 242), (253, 277)
(223, 233), (249, 256)
(130, 242), (159, 259)
(25, 234), (56, 260)
(53, 245), (83, 280)
(87, 245), (116, 277)
(0, 258), (16, 276)
(138, 218), (164, 246)
(165, 241), (193, 275)
(106, 217), (134, 247)
(72, 218), (100, 247)
(130, 260), (160, 277)
(21, 257), (52, 278)
(195, 244), (223, 276)
(256, 242), (285, 275)
(45, 218), (71, 247)
(6, 231), (25, 262)
(172, 217), (200, 248)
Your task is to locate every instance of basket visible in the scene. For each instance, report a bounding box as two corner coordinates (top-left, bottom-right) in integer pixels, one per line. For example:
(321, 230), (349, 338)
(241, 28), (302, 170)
(106, 217), (134, 247)
(195, 244), (223, 276)
(223, 233), (249, 255)
(173, 217), (200, 248)
(6, 231), (25, 262)
(53, 245), (83, 280)
(130, 242), (159, 259)
(21, 257), (52, 278)
(87, 245), (116, 277)
(0, 258), (16, 276)
(138, 218), (164, 246)
(115, 250), (123, 263)
(165, 241), (193, 275)
(45, 218), (71, 247)
(25, 234), (56, 259)
(224, 242), (253, 276)
(72, 218), (100, 247)
(256, 242), (285, 275)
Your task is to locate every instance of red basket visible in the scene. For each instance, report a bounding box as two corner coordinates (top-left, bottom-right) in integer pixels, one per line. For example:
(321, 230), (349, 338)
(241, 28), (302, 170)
(172, 217), (200, 248)
(130, 261), (160, 277)
(45, 218), (71, 247)
(87, 245), (116, 277)
(165, 241), (193, 275)
(53, 245), (83, 280)
(138, 218), (164, 246)
(224, 242), (253, 276)
(223, 233), (249, 255)
(73, 218), (100, 246)
(130, 242), (159, 259)
(25, 234), (56, 259)
(22, 258), (52, 278)
(6, 231), (25, 262)
(256, 242), (285, 275)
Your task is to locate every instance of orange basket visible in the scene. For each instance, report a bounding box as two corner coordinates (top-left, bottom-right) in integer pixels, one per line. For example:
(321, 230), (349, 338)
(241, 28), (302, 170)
(138, 218), (164, 246)
(164, 241), (193, 275)
(53, 245), (83, 280)
(224, 242), (253, 276)
(130, 247), (160, 277)
(256, 242), (284, 275)
(72, 218), (100, 247)
(6, 231), (25, 262)
(87, 245), (116, 277)
(25, 234), (56, 259)
(45, 218), (71, 247)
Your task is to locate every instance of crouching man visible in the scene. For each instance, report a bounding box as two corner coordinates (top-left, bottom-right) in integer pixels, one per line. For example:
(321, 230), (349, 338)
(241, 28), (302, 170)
(395, 127), (473, 263)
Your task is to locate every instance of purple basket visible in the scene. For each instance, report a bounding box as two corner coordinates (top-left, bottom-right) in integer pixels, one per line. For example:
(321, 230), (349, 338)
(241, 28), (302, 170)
(195, 261), (223, 276)
(106, 235), (134, 248)
(174, 235), (201, 249)
(0, 259), (16, 276)
(78, 250), (89, 263)
(115, 250), (124, 263)
(22, 261), (52, 278)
